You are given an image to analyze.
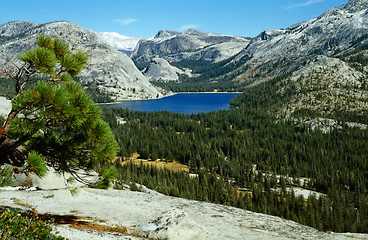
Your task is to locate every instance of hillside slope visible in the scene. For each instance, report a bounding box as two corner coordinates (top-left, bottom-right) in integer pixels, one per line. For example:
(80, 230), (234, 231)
(0, 21), (162, 101)
(232, 0), (368, 85)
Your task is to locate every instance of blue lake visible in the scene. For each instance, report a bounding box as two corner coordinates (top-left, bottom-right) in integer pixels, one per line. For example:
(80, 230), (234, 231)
(102, 93), (240, 114)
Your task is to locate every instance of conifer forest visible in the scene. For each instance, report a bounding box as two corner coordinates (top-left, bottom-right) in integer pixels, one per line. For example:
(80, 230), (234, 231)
(102, 79), (368, 233)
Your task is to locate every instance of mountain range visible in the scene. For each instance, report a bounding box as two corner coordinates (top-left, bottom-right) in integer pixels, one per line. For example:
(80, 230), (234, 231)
(0, 0), (367, 117)
(0, 0), (368, 238)
(124, 0), (367, 86)
(104, 0), (366, 127)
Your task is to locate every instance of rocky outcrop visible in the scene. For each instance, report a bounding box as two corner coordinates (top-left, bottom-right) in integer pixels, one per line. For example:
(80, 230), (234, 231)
(1, 185), (367, 240)
(0, 96), (11, 117)
(276, 54), (368, 115)
(0, 21), (162, 101)
(142, 58), (184, 82)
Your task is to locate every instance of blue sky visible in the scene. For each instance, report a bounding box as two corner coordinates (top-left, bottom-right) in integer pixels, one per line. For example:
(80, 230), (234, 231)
(1, 0), (348, 38)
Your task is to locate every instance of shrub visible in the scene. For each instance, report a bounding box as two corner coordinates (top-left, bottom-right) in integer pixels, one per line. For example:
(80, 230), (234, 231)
(0, 208), (66, 239)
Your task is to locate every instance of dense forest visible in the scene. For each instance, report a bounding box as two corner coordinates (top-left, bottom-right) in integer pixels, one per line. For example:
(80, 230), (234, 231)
(102, 78), (368, 233)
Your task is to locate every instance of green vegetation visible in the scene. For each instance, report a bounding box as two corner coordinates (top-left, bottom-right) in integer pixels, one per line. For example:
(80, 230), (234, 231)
(102, 71), (368, 232)
(0, 35), (118, 186)
(82, 82), (114, 103)
(339, 40), (368, 72)
(0, 208), (65, 239)
(1, 29), (367, 237)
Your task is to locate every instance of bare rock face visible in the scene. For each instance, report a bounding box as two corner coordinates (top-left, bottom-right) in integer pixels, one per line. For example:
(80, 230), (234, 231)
(131, 29), (250, 63)
(344, 0), (368, 12)
(0, 21), (40, 37)
(0, 96), (11, 117)
(0, 21), (162, 101)
(142, 58), (185, 82)
(130, 29), (250, 82)
(131, 0), (368, 85)
(1, 186), (367, 240)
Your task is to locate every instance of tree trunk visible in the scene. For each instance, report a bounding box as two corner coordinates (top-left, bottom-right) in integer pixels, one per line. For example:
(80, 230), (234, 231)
(0, 109), (18, 141)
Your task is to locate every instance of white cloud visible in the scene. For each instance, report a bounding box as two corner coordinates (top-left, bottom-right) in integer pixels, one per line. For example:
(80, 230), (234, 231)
(179, 24), (200, 32)
(114, 18), (138, 26)
(285, 0), (325, 9)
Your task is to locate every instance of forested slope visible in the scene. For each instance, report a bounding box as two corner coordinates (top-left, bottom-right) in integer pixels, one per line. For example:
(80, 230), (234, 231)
(102, 84), (368, 232)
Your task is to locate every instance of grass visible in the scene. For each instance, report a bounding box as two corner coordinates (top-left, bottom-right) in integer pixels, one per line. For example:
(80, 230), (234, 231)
(120, 153), (189, 172)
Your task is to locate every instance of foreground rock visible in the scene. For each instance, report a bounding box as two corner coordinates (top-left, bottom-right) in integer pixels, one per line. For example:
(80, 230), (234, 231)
(0, 96), (11, 117)
(0, 185), (367, 239)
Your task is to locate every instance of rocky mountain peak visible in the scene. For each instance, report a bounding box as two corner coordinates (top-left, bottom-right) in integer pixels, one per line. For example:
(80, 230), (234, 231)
(154, 30), (181, 39)
(343, 0), (368, 12)
(184, 29), (207, 36)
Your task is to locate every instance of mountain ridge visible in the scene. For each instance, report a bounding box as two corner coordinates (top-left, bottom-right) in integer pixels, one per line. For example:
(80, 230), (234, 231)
(232, 0), (368, 85)
(125, 0), (368, 90)
(131, 28), (250, 63)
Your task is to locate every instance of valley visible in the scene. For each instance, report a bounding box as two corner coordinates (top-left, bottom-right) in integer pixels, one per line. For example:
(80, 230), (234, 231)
(0, 0), (368, 239)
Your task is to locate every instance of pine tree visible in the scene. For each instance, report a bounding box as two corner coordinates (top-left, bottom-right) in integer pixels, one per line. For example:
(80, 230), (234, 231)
(0, 35), (118, 186)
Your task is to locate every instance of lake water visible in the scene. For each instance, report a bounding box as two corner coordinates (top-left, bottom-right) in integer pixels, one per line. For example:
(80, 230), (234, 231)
(102, 93), (240, 114)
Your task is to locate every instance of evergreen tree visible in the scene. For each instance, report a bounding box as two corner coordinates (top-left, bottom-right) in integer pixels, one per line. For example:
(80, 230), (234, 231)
(0, 35), (118, 185)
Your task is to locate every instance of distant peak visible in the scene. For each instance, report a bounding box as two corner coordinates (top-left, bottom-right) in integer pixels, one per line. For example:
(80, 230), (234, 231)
(154, 30), (181, 39)
(184, 29), (207, 36)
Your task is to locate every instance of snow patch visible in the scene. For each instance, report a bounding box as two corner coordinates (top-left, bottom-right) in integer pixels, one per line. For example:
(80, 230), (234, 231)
(97, 32), (141, 52)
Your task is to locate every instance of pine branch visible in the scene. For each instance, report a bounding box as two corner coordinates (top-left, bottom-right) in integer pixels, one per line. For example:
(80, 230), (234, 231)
(0, 110), (19, 139)
(0, 35), (117, 186)
(0, 134), (32, 151)
(0, 67), (19, 83)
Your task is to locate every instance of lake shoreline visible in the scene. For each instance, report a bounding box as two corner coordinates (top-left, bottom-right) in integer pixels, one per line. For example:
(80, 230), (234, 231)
(101, 92), (240, 114)
(99, 91), (176, 105)
(99, 91), (242, 105)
